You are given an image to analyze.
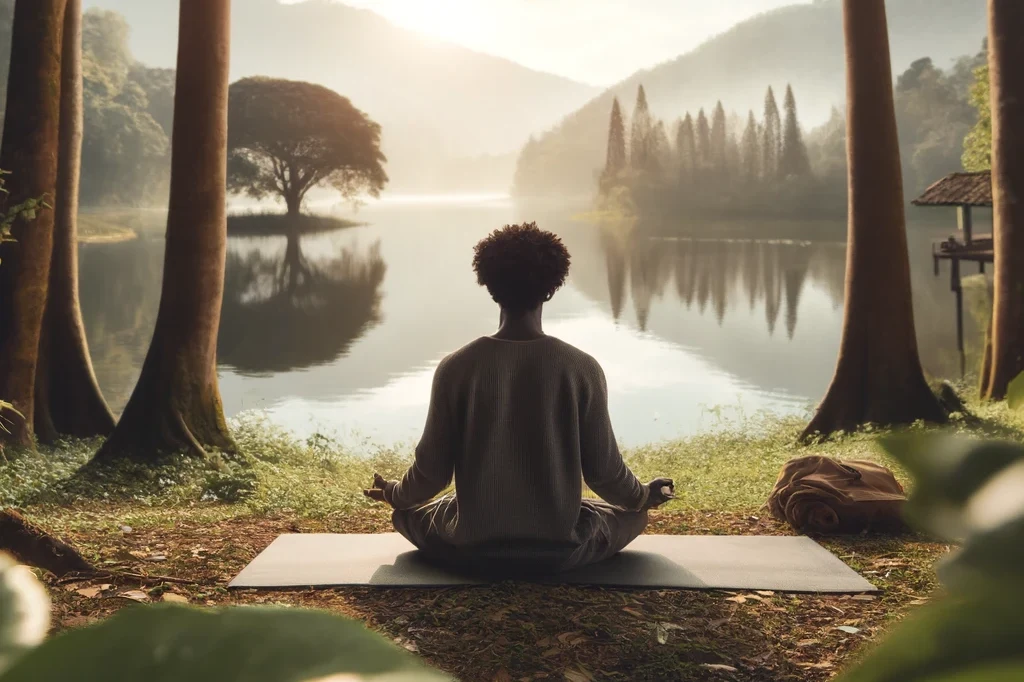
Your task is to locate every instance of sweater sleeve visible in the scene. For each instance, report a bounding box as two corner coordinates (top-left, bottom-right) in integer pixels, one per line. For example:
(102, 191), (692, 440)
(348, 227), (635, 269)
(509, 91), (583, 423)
(579, 360), (649, 511)
(386, 358), (457, 510)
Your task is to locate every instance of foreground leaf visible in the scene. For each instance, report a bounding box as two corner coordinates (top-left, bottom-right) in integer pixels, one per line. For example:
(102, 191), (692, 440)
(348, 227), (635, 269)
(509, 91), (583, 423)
(835, 588), (1024, 682)
(0, 604), (450, 682)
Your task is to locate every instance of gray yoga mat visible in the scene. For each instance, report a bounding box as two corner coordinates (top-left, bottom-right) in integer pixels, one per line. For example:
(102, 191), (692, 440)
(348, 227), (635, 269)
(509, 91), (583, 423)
(229, 534), (877, 593)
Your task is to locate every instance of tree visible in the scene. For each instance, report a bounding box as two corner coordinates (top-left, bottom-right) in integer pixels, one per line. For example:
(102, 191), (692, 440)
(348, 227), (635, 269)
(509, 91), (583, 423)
(34, 0), (115, 443)
(982, 0), (1024, 401)
(676, 114), (696, 182)
(600, 98), (626, 192)
(710, 101), (728, 176)
(801, 0), (946, 440)
(79, 9), (170, 206)
(779, 84), (812, 178)
(962, 64), (992, 171)
(695, 109), (711, 170)
(649, 120), (671, 177)
(95, 0), (235, 460)
(741, 110), (761, 181)
(227, 77), (388, 217)
(628, 85), (652, 171)
(0, 0), (68, 448)
(762, 86), (782, 180)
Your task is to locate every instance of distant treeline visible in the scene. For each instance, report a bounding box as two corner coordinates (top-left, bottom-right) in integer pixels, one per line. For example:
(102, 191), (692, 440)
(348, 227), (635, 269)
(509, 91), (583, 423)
(518, 42), (988, 225)
(597, 83), (840, 222)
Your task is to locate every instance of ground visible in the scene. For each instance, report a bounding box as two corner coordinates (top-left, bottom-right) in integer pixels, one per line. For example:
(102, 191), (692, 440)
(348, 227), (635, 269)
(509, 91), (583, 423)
(3, 404), (1018, 682)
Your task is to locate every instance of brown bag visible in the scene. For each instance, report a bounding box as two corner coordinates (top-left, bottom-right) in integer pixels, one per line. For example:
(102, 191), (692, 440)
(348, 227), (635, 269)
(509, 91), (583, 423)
(767, 456), (907, 535)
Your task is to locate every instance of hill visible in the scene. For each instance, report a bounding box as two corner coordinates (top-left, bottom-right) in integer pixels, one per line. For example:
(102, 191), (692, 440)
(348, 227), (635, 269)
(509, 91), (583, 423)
(513, 0), (988, 199)
(80, 0), (599, 193)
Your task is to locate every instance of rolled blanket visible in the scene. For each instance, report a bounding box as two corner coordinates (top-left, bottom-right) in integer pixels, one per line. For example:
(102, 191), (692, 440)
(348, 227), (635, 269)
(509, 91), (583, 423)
(767, 456), (907, 535)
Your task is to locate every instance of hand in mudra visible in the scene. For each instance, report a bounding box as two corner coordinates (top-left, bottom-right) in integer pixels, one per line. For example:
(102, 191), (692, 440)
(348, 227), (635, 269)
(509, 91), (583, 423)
(363, 473), (392, 504)
(645, 478), (675, 510)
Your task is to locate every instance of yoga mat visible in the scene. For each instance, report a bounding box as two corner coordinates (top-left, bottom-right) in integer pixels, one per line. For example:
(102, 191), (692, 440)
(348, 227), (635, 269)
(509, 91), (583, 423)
(230, 534), (877, 593)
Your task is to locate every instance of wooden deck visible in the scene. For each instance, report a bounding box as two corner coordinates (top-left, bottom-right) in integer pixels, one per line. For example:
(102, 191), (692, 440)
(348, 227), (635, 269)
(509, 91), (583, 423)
(933, 234), (993, 263)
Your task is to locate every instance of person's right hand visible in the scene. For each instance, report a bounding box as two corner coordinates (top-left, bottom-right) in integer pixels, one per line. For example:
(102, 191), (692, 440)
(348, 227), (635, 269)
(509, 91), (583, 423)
(644, 478), (675, 510)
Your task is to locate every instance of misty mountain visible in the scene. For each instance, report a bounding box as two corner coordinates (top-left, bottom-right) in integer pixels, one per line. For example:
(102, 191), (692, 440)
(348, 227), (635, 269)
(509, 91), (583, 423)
(514, 0), (988, 198)
(81, 0), (599, 192)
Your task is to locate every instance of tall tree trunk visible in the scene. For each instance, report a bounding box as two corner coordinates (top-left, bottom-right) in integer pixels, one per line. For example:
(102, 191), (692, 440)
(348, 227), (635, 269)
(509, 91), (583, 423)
(34, 0), (115, 444)
(284, 187), (301, 217)
(0, 0), (67, 449)
(983, 0), (1024, 401)
(94, 0), (234, 461)
(801, 0), (946, 441)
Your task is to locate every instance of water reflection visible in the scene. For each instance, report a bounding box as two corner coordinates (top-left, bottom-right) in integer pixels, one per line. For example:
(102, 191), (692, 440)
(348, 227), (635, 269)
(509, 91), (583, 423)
(601, 232), (843, 340)
(219, 234), (386, 374)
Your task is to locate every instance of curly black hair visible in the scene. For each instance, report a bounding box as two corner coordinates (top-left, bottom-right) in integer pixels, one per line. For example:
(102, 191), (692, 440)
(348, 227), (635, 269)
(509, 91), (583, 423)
(472, 222), (571, 312)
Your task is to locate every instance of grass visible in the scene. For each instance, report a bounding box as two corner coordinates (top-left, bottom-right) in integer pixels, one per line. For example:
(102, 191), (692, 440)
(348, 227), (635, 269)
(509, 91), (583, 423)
(5, 402), (1023, 681)
(226, 211), (362, 237)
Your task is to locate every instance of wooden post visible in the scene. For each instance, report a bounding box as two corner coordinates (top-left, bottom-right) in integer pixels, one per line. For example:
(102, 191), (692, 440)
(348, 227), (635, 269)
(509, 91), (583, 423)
(958, 205), (974, 244)
(952, 257), (965, 378)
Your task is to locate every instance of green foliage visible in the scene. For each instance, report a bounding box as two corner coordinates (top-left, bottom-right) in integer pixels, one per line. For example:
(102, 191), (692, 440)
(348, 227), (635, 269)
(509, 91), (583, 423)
(79, 9), (173, 206)
(837, 435), (1024, 682)
(0, 566), (449, 681)
(1006, 372), (1024, 412)
(962, 64), (991, 172)
(227, 77), (388, 214)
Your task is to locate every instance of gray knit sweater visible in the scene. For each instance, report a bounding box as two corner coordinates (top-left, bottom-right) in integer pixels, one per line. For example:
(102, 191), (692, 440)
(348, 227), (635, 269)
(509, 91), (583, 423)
(383, 335), (649, 547)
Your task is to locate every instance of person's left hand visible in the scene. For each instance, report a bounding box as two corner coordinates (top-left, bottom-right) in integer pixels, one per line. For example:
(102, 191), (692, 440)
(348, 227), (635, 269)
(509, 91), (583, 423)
(363, 473), (392, 504)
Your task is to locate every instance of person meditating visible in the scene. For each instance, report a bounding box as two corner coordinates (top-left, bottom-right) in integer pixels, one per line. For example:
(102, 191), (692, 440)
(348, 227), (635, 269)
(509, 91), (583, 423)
(364, 222), (674, 576)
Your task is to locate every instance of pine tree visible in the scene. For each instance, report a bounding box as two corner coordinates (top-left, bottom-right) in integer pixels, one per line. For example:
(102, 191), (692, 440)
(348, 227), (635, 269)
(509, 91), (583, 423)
(600, 97), (627, 192)
(650, 119), (671, 176)
(710, 101), (728, 176)
(695, 108), (711, 170)
(725, 131), (741, 185)
(629, 85), (652, 170)
(762, 86), (782, 180)
(676, 114), (696, 184)
(780, 84), (812, 178)
(741, 110), (761, 182)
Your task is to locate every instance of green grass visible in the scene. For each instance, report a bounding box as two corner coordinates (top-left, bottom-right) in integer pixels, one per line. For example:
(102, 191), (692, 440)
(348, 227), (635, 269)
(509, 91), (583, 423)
(5, 400), (1024, 521)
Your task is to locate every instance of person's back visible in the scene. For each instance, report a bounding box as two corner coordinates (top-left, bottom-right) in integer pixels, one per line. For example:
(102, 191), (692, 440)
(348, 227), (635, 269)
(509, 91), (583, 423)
(442, 336), (645, 547)
(363, 222), (673, 574)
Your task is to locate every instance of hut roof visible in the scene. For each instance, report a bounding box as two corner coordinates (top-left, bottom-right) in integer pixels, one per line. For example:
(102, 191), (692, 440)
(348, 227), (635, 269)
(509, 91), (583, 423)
(912, 171), (992, 208)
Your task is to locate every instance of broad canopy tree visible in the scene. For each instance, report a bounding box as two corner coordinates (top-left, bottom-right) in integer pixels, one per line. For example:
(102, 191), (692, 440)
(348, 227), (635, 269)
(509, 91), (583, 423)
(227, 77), (388, 217)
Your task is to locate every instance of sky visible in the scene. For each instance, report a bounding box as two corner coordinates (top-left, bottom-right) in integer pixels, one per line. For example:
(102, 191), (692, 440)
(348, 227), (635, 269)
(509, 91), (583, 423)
(282, 0), (812, 86)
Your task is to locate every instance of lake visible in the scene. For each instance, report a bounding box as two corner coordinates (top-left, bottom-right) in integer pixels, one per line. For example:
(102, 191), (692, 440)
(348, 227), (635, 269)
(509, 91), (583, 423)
(78, 196), (987, 451)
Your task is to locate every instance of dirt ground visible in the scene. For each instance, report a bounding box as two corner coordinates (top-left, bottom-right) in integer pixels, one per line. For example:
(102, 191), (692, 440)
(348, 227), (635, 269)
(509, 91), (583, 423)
(35, 506), (947, 682)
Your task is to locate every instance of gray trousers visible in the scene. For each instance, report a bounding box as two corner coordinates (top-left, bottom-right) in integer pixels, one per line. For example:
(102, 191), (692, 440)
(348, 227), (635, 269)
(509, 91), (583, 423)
(392, 493), (648, 576)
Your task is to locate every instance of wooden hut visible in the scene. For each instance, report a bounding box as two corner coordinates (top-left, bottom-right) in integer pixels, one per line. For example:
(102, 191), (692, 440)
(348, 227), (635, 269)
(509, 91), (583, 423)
(913, 170), (993, 271)
(912, 170), (993, 377)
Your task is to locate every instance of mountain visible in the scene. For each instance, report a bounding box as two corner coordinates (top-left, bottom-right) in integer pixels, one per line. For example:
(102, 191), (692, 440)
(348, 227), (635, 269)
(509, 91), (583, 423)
(513, 0), (988, 198)
(81, 0), (600, 193)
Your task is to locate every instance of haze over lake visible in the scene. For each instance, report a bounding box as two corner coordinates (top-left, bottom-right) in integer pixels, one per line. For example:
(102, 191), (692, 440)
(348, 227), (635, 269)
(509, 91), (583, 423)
(76, 196), (984, 452)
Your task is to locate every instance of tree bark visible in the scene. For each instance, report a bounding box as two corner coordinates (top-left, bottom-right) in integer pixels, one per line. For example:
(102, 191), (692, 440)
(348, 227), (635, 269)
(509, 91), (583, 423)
(94, 0), (234, 460)
(801, 0), (946, 441)
(0, 0), (68, 449)
(34, 0), (115, 444)
(983, 0), (1024, 401)
(0, 508), (94, 577)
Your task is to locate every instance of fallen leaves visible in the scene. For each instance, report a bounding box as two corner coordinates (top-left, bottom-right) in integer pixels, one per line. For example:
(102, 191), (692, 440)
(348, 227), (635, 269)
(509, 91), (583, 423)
(836, 626), (861, 635)
(161, 593), (189, 604)
(701, 664), (739, 673)
(118, 590), (150, 602)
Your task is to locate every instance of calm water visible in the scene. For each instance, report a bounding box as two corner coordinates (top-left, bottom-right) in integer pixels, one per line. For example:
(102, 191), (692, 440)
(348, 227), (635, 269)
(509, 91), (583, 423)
(78, 197), (987, 450)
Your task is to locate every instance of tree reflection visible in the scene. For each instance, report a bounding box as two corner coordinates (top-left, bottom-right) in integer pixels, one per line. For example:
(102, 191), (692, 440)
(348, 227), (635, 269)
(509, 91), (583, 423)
(598, 230), (837, 338)
(218, 233), (386, 374)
